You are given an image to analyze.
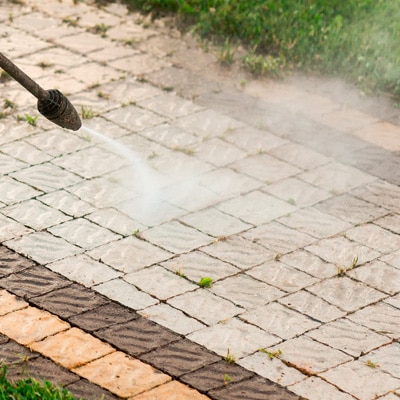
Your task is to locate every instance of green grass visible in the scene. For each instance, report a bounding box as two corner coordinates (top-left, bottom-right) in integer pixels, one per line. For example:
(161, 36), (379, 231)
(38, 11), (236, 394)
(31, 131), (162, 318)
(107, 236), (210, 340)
(0, 366), (79, 400)
(123, 0), (400, 98)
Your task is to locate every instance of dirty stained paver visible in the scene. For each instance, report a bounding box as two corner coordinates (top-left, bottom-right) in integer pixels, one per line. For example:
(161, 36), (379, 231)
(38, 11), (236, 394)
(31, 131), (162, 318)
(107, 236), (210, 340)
(0, 1), (400, 400)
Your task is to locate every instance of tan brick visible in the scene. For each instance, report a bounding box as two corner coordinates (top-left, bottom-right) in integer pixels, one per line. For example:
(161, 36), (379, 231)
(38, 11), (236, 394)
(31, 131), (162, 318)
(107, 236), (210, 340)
(353, 121), (400, 152)
(0, 306), (69, 345)
(73, 351), (170, 398)
(0, 290), (28, 315)
(29, 327), (115, 368)
(130, 380), (211, 400)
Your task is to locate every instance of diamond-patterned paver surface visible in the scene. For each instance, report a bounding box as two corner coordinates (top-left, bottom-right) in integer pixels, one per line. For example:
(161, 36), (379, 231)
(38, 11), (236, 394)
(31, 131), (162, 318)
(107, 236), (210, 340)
(1, 1), (400, 399)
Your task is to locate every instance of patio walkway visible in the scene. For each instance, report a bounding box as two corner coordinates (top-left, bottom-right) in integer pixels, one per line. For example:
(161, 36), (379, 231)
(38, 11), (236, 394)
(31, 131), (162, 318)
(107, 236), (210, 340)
(0, 1), (399, 399)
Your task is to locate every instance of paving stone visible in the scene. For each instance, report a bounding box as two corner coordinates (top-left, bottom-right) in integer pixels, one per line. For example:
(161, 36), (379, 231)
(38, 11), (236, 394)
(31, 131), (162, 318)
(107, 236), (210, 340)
(38, 189), (95, 218)
(0, 265), (70, 298)
(125, 265), (197, 300)
(348, 260), (400, 295)
(139, 303), (205, 336)
(180, 208), (252, 238)
(306, 318), (391, 357)
(280, 250), (338, 279)
(247, 260), (318, 293)
(353, 121), (400, 151)
(95, 318), (180, 356)
(241, 303), (320, 340)
(0, 338), (39, 366)
(72, 351), (170, 398)
(224, 125), (287, 154)
(320, 108), (378, 133)
(315, 193), (390, 225)
(238, 352), (306, 387)
(5, 231), (84, 264)
(199, 167), (262, 198)
(65, 379), (119, 400)
(0, 289), (28, 315)
(86, 208), (146, 237)
(231, 154), (301, 184)
(242, 222), (316, 255)
(217, 191), (297, 225)
(181, 360), (254, 393)
(289, 376), (357, 400)
(351, 179), (400, 212)
(2, 140), (52, 165)
(360, 342), (400, 379)
(278, 290), (345, 323)
(0, 306), (69, 345)
(69, 302), (139, 333)
(307, 276), (386, 313)
(132, 380), (210, 400)
(208, 376), (300, 400)
(48, 218), (121, 250)
(88, 236), (173, 273)
(0, 152), (27, 174)
(104, 105), (167, 132)
(137, 93), (203, 119)
(201, 236), (275, 270)
(175, 109), (243, 139)
(31, 283), (109, 319)
(375, 213), (400, 235)
(30, 327), (115, 369)
(19, 356), (80, 387)
(385, 292), (400, 309)
(211, 273), (285, 308)
(141, 338), (220, 377)
(88, 44), (139, 63)
(47, 254), (121, 288)
(2, 199), (71, 230)
(273, 335), (352, 374)
(0, 214), (33, 242)
(94, 278), (158, 310)
(306, 236), (380, 266)
(381, 249), (400, 269)
(345, 223), (400, 254)
(188, 317), (280, 359)
(10, 163), (82, 193)
(53, 146), (126, 179)
(161, 250), (240, 282)
(278, 208), (352, 239)
(168, 290), (243, 326)
(348, 303), (400, 339)
(0, 176), (42, 205)
(194, 137), (247, 167)
(109, 53), (171, 75)
(0, 246), (35, 277)
(264, 177), (331, 208)
(299, 162), (375, 194)
(54, 31), (115, 53)
(140, 221), (212, 254)
(321, 360), (400, 400)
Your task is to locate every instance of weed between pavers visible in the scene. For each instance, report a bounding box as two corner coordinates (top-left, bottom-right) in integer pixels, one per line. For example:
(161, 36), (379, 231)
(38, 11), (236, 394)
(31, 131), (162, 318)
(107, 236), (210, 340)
(337, 255), (359, 276)
(16, 114), (38, 126)
(259, 348), (282, 360)
(198, 277), (213, 288)
(224, 349), (236, 364)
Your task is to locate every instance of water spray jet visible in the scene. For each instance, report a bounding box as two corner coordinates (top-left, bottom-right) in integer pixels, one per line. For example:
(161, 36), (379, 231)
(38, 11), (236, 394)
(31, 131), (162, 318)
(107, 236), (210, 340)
(0, 52), (81, 131)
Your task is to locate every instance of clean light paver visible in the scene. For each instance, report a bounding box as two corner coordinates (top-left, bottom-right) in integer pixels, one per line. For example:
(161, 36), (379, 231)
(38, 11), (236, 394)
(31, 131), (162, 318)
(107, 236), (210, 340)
(1, 1), (400, 399)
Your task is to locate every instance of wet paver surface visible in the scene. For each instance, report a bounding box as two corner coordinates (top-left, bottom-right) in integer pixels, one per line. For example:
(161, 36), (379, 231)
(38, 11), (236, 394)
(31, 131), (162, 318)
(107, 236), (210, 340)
(1, 1), (400, 399)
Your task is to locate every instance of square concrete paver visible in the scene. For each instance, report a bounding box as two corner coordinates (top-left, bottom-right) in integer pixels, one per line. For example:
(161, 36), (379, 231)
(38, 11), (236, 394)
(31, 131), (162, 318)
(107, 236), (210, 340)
(30, 327), (115, 369)
(217, 191), (297, 225)
(0, 290), (28, 316)
(241, 302), (320, 340)
(73, 351), (170, 398)
(168, 289), (243, 326)
(132, 380), (209, 400)
(0, 307), (69, 345)
(188, 317), (280, 359)
(306, 318), (391, 357)
(321, 360), (400, 400)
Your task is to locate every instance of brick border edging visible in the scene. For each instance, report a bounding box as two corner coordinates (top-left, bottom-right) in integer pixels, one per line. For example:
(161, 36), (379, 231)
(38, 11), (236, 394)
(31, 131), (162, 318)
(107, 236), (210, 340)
(0, 245), (300, 400)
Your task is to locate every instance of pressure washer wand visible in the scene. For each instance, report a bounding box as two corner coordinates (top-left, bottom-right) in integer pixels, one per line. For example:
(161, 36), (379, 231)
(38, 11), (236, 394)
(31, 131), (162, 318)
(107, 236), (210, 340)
(0, 52), (82, 131)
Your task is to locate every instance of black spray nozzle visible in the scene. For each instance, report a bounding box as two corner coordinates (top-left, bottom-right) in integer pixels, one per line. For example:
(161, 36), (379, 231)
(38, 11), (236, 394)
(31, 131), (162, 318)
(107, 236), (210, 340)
(0, 51), (82, 131)
(37, 89), (82, 131)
